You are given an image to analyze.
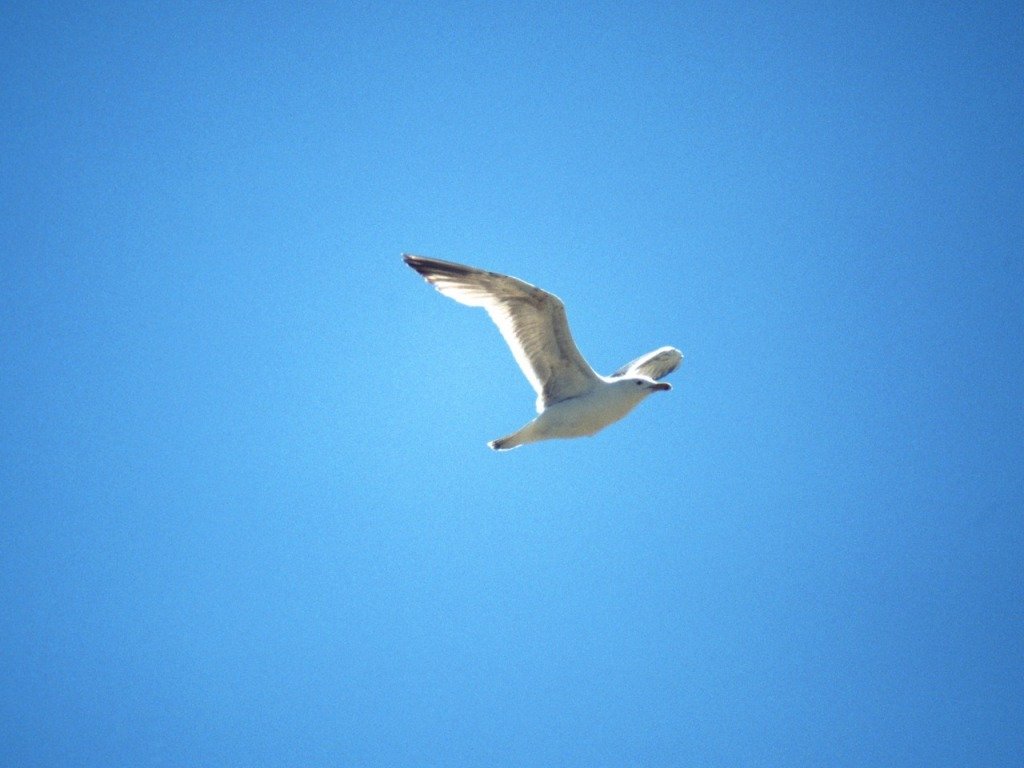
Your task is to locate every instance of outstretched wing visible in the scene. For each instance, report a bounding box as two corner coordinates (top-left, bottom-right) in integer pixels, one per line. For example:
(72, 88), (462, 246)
(612, 346), (683, 380)
(404, 254), (600, 410)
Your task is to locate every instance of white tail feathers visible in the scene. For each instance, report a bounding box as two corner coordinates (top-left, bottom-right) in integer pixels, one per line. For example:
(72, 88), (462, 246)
(488, 434), (520, 451)
(488, 424), (534, 450)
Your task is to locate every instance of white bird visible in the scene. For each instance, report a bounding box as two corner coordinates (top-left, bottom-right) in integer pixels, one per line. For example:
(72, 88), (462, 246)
(404, 254), (683, 451)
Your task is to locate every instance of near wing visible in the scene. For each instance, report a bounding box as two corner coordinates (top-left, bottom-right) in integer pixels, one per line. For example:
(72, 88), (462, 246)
(612, 346), (683, 380)
(404, 254), (600, 410)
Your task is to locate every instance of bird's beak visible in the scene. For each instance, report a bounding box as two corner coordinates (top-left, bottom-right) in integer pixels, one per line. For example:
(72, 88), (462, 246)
(651, 381), (671, 392)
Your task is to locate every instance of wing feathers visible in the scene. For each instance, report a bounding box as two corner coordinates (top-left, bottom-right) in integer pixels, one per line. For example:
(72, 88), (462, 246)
(611, 346), (683, 380)
(404, 254), (600, 408)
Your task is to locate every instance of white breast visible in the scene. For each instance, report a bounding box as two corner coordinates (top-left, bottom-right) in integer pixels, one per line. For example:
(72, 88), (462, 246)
(536, 382), (646, 438)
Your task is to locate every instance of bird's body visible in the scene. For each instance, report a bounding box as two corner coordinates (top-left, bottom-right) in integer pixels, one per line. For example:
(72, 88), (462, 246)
(488, 376), (665, 450)
(403, 254), (682, 450)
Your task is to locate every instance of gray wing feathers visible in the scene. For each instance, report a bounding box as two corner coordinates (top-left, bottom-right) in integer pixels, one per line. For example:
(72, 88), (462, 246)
(612, 346), (683, 380)
(403, 254), (600, 409)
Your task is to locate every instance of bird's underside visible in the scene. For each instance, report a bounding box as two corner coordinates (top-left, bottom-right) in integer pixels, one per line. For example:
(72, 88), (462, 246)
(404, 254), (682, 450)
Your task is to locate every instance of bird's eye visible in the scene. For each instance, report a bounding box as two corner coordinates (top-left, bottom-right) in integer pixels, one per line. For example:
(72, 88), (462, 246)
(635, 381), (642, 386)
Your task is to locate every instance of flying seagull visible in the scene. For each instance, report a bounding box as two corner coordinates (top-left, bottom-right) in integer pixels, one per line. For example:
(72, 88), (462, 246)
(404, 254), (683, 450)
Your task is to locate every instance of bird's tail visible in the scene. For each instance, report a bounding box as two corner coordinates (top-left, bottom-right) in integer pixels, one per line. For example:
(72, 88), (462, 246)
(488, 426), (531, 451)
(488, 419), (541, 451)
(488, 433), (521, 451)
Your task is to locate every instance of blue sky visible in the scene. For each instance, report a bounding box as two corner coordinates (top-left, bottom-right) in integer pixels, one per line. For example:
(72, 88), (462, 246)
(2, 2), (1022, 765)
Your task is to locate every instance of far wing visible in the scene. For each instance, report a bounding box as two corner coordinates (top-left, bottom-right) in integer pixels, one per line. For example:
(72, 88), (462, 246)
(404, 254), (601, 410)
(612, 346), (683, 380)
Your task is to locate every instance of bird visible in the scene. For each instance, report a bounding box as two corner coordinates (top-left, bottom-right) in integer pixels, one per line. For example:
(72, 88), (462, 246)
(403, 254), (683, 451)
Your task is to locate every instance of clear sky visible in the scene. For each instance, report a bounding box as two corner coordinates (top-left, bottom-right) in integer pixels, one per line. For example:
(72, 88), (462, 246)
(2, 2), (1022, 766)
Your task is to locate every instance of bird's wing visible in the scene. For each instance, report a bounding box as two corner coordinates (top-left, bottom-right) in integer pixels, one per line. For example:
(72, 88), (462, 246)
(611, 346), (683, 380)
(404, 254), (600, 409)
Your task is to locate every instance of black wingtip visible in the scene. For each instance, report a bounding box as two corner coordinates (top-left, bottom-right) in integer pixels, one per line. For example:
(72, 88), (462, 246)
(403, 253), (432, 279)
(402, 254), (476, 280)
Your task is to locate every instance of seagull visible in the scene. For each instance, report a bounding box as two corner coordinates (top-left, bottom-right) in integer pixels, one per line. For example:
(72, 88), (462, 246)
(403, 254), (683, 451)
